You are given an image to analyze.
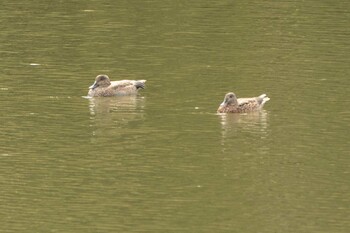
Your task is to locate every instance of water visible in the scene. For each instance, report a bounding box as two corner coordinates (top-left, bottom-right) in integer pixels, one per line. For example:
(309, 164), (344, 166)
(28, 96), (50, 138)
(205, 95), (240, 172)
(1, 1), (349, 232)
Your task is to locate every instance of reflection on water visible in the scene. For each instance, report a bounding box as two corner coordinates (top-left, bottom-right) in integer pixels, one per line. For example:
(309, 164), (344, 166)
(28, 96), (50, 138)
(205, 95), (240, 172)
(218, 110), (270, 154)
(218, 110), (268, 129)
(87, 96), (146, 139)
(219, 110), (269, 136)
(88, 95), (145, 115)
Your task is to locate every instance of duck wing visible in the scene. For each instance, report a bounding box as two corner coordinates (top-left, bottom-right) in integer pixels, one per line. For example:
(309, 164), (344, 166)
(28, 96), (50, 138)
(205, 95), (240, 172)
(237, 97), (261, 111)
(111, 80), (146, 90)
(238, 97), (259, 105)
(237, 94), (270, 111)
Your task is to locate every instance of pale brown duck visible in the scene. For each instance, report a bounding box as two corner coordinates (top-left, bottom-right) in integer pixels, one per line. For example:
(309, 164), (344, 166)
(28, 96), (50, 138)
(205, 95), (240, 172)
(217, 92), (270, 113)
(88, 74), (146, 97)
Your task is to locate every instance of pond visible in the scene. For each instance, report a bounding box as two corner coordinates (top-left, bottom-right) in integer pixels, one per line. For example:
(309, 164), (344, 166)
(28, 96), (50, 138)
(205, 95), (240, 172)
(0, 1), (349, 232)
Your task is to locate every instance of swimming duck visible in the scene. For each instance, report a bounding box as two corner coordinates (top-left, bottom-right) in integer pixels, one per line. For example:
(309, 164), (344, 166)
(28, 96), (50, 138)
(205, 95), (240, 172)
(217, 92), (270, 113)
(88, 74), (146, 97)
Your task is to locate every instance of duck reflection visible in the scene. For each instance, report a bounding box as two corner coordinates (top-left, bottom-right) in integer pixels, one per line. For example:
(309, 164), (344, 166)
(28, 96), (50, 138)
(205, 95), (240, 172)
(88, 95), (145, 115)
(218, 110), (269, 148)
(88, 96), (146, 139)
(219, 110), (268, 129)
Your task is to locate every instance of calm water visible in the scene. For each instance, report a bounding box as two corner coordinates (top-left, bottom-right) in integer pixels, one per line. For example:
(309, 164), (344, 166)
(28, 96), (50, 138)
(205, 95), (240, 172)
(1, 1), (349, 232)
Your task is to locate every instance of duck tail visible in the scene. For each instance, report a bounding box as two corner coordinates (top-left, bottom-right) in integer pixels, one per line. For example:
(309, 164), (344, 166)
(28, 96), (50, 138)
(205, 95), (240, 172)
(135, 80), (146, 89)
(258, 94), (270, 107)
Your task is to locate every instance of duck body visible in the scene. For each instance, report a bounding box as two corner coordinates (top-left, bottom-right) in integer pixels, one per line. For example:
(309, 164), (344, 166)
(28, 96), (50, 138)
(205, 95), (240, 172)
(217, 92), (270, 113)
(88, 74), (146, 97)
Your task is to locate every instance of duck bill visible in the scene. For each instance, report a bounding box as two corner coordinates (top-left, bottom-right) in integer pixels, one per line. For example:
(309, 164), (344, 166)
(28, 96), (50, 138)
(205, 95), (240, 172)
(89, 81), (98, 90)
(220, 98), (229, 107)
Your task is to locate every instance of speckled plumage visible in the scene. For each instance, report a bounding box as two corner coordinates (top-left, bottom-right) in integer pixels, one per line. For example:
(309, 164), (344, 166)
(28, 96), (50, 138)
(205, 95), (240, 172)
(217, 92), (270, 113)
(88, 74), (146, 97)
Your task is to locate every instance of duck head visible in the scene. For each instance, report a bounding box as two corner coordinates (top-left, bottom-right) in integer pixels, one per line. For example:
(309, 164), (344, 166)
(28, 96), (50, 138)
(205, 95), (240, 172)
(220, 92), (238, 107)
(89, 74), (111, 90)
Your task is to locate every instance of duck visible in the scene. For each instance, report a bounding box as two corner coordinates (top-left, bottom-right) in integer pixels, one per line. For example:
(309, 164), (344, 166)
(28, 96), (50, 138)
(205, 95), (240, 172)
(88, 74), (146, 97)
(217, 92), (270, 113)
